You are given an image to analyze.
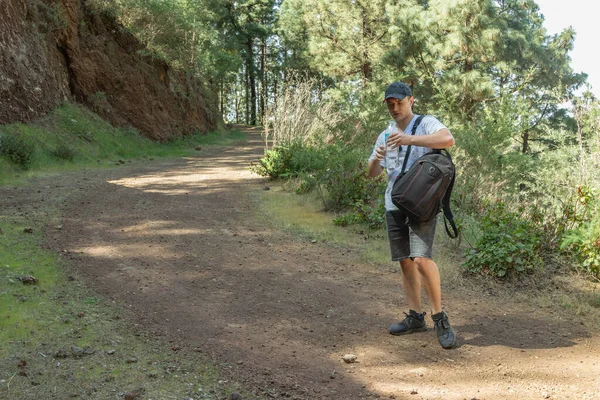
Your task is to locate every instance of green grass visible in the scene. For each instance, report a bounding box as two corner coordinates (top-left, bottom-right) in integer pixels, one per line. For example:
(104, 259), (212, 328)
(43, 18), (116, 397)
(0, 217), (61, 344)
(0, 102), (246, 185)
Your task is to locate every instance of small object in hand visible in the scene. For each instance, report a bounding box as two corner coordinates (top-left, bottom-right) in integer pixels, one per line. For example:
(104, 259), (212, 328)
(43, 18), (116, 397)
(18, 275), (39, 284)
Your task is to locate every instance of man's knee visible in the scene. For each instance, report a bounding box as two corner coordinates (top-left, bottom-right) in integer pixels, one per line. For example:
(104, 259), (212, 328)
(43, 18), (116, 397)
(399, 258), (416, 273)
(414, 257), (436, 271)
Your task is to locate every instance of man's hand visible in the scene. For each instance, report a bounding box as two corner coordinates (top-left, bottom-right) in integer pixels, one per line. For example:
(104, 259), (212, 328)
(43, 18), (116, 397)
(386, 132), (411, 148)
(368, 145), (386, 178)
(373, 145), (386, 161)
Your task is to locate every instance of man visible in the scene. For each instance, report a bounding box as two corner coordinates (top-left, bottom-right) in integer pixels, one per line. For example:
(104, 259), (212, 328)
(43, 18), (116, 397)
(368, 81), (456, 349)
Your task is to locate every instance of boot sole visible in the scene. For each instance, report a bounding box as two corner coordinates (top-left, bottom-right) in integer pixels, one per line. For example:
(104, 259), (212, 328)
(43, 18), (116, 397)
(389, 326), (428, 336)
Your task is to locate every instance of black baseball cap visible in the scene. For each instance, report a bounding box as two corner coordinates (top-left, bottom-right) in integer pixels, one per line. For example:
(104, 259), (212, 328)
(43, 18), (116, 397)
(384, 82), (412, 101)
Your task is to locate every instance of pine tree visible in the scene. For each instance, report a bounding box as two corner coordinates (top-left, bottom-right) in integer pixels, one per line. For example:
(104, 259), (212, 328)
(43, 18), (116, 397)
(280, 0), (389, 89)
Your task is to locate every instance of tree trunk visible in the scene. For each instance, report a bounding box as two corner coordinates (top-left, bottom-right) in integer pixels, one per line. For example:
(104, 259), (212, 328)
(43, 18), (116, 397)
(574, 108), (587, 180)
(236, 74), (241, 124)
(220, 80), (224, 121)
(247, 36), (257, 125)
(273, 76), (278, 114)
(360, 7), (372, 90)
(522, 130), (529, 153)
(245, 64), (250, 125)
(260, 36), (267, 125)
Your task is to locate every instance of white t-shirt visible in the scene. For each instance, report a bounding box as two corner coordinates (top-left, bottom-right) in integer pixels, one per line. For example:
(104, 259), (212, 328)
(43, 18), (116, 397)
(369, 115), (447, 211)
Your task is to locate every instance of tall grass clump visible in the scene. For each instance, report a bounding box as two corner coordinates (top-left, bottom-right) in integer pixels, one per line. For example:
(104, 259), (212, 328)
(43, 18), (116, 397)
(263, 75), (344, 147)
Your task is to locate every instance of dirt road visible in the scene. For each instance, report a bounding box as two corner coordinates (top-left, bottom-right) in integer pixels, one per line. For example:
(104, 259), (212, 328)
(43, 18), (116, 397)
(47, 127), (600, 399)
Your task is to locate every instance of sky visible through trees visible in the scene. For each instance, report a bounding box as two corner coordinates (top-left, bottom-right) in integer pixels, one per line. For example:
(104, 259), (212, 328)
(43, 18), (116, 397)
(535, 0), (599, 97)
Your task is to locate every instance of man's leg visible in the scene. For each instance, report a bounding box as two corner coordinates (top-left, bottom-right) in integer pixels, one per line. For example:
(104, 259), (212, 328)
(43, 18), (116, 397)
(388, 258), (427, 336)
(413, 257), (442, 314)
(387, 211), (427, 335)
(399, 258), (423, 313)
(414, 257), (456, 349)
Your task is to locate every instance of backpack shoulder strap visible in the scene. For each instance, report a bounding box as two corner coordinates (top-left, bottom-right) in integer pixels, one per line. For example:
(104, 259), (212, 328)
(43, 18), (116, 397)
(440, 149), (458, 238)
(400, 115), (425, 174)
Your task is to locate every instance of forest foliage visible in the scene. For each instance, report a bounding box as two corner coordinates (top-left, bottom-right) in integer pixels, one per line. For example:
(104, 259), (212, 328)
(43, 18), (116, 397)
(25, 0), (600, 277)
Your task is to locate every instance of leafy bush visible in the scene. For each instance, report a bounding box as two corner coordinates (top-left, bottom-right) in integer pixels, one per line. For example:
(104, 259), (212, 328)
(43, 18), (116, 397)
(463, 201), (544, 277)
(561, 224), (600, 277)
(251, 142), (330, 179)
(250, 145), (294, 179)
(51, 143), (76, 161)
(319, 161), (381, 212)
(289, 144), (329, 174)
(253, 141), (388, 228)
(325, 80), (389, 148)
(333, 200), (386, 229)
(290, 173), (318, 195)
(0, 133), (35, 168)
(560, 186), (600, 277)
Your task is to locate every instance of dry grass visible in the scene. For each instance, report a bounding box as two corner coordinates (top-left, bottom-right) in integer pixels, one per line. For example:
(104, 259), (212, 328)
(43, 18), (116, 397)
(263, 75), (344, 147)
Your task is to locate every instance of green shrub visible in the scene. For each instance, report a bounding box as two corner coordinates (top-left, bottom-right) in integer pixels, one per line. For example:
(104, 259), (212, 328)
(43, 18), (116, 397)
(0, 133), (35, 168)
(250, 145), (294, 178)
(463, 201), (544, 277)
(293, 173), (318, 194)
(51, 143), (76, 161)
(319, 162), (382, 212)
(253, 141), (388, 229)
(560, 186), (600, 277)
(289, 144), (329, 174)
(333, 200), (386, 229)
(251, 142), (329, 179)
(561, 225), (600, 277)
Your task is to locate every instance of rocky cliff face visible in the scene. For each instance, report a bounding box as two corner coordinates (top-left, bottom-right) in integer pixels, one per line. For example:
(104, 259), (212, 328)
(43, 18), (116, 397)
(0, 0), (217, 140)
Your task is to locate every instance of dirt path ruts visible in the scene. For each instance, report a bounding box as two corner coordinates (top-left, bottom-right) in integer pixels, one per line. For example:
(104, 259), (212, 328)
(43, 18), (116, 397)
(47, 127), (600, 400)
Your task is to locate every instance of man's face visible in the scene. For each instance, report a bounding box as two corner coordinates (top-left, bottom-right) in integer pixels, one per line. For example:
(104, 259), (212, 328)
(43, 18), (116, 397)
(386, 97), (413, 121)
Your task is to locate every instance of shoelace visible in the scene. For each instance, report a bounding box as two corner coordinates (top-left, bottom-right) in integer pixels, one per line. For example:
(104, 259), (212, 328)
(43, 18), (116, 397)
(434, 317), (450, 330)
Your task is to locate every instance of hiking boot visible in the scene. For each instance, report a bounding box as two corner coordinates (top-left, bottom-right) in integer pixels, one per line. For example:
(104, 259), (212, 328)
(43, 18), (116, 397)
(431, 311), (456, 349)
(388, 310), (427, 336)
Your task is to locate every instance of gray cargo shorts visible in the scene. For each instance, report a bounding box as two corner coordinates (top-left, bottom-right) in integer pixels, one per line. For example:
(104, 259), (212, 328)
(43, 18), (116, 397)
(385, 210), (437, 261)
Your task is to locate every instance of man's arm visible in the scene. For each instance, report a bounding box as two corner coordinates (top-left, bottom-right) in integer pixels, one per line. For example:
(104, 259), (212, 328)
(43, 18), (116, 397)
(368, 142), (387, 178)
(368, 154), (384, 178)
(387, 128), (454, 150)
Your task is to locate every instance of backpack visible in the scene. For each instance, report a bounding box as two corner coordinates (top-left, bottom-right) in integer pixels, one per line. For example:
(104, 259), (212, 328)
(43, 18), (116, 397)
(390, 117), (458, 238)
